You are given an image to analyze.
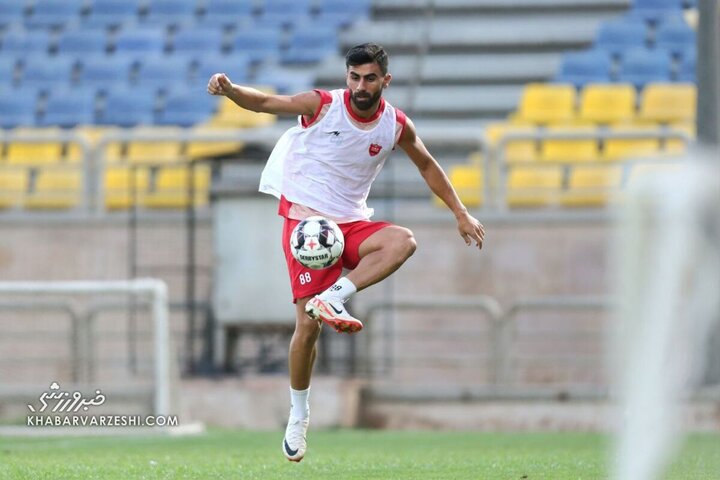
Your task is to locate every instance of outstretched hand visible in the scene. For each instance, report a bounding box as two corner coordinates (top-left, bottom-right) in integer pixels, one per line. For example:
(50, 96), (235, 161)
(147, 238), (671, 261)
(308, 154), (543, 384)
(457, 212), (485, 250)
(207, 73), (233, 96)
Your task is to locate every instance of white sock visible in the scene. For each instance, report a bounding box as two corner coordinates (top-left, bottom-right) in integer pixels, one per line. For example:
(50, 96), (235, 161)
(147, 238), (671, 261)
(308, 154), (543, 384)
(321, 277), (357, 302)
(290, 387), (309, 419)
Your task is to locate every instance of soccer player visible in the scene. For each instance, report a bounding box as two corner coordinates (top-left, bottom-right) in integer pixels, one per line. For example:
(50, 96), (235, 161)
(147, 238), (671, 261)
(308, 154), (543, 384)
(207, 43), (484, 462)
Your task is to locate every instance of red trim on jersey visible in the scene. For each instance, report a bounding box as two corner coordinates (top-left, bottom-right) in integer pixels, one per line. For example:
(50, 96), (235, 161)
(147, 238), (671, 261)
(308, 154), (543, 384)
(301, 89), (333, 128)
(395, 107), (407, 141)
(343, 89), (385, 124)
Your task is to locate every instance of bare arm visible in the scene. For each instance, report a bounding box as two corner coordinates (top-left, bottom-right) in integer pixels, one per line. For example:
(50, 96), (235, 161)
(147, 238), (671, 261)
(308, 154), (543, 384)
(207, 73), (320, 117)
(398, 118), (485, 249)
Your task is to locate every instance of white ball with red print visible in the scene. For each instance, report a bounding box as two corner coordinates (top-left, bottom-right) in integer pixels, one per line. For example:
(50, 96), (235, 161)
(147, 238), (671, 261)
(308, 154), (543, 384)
(290, 216), (345, 270)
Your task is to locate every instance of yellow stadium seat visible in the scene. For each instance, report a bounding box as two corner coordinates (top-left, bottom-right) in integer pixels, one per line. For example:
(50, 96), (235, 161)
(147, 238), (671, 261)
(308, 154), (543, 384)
(209, 95), (276, 129)
(484, 123), (538, 163)
(506, 165), (563, 208)
(143, 165), (211, 208)
(186, 125), (244, 160)
(104, 166), (151, 210)
(540, 125), (600, 163)
(516, 83), (576, 124)
(25, 169), (82, 209)
(435, 164), (484, 208)
(0, 168), (29, 209)
(603, 124), (661, 161)
(5, 128), (64, 165)
(639, 83), (696, 124)
(126, 127), (184, 165)
(67, 126), (123, 164)
(562, 165), (623, 207)
(579, 83), (636, 124)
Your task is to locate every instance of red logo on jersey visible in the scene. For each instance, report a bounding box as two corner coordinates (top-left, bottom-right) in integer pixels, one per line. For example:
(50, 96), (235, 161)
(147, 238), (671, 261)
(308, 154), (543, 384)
(369, 143), (382, 156)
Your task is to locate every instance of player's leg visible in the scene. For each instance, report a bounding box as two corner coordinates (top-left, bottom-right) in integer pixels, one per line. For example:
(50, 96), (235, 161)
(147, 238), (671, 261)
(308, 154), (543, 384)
(284, 296), (319, 462)
(346, 225), (417, 290)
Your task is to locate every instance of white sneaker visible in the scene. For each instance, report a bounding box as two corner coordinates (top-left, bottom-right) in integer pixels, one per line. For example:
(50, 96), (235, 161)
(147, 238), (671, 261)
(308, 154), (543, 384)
(305, 295), (363, 334)
(282, 415), (309, 462)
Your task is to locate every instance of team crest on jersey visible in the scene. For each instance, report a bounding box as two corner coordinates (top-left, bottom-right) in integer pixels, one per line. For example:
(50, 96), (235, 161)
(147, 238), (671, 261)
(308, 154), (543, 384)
(369, 143), (383, 156)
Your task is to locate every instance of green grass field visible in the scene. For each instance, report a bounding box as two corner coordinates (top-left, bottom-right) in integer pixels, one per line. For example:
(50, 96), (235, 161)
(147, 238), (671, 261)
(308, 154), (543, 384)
(1, 430), (718, 479)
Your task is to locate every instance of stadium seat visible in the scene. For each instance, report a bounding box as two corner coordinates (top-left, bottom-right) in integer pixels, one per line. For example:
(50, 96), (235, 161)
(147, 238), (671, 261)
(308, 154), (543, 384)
(562, 165), (623, 207)
(231, 28), (283, 64)
(594, 20), (648, 57)
(84, 0), (141, 28)
(5, 127), (64, 165)
(483, 123), (538, 163)
(24, 0), (85, 29)
(76, 126), (124, 163)
(0, 168), (29, 209)
(506, 165), (563, 208)
(638, 83), (696, 123)
(114, 28), (167, 56)
(135, 56), (191, 92)
(555, 50), (612, 88)
(104, 166), (151, 210)
(515, 83), (576, 125)
(20, 57), (76, 92)
(185, 124), (245, 159)
(281, 27), (339, 64)
(40, 89), (97, 128)
(143, 165), (211, 208)
(125, 126), (184, 164)
(617, 48), (671, 88)
(99, 89), (157, 126)
(0, 2), (26, 29)
(579, 83), (636, 124)
(676, 49), (695, 82)
(0, 57), (19, 88)
(0, 88), (37, 127)
(654, 20), (695, 56)
(171, 28), (225, 56)
(24, 168), (83, 210)
(57, 29), (109, 56)
(253, 64), (314, 94)
(316, 0), (371, 28)
(540, 125), (600, 163)
(77, 55), (134, 92)
(602, 124), (661, 161)
(157, 89), (219, 127)
(663, 122), (693, 155)
(142, 0), (198, 27)
(192, 54), (251, 87)
(631, 0), (684, 23)
(445, 164), (483, 208)
(200, 0), (253, 28)
(1, 28), (51, 55)
(258, 0), (311, 27)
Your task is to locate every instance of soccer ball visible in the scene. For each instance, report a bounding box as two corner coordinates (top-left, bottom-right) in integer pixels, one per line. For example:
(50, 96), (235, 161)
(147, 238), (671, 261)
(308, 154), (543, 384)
(290, 216), (344, 270)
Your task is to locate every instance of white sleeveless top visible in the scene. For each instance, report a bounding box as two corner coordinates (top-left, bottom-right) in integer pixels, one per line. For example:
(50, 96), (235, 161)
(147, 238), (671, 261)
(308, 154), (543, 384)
(259, 89), (404, 222)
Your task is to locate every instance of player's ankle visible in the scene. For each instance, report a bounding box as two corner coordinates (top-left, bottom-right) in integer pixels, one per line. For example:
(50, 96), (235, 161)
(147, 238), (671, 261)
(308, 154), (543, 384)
(321, 277), (357, 302)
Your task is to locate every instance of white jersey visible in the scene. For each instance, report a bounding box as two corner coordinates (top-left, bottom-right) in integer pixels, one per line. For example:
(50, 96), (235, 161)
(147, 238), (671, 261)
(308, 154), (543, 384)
(259, 89), (406, 222)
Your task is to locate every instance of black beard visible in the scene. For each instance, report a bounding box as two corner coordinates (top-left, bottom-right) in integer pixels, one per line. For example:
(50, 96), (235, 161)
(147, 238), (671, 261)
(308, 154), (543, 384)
(351, 90), (382, 111)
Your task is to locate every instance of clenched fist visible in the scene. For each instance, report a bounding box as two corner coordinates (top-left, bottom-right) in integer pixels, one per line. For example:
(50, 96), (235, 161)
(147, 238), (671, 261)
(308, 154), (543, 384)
(207, 73), (233, 96)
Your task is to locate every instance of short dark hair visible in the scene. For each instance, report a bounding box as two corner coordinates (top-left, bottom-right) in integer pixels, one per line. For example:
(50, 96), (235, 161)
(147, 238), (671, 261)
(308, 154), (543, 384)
(345, 43), (389, 75)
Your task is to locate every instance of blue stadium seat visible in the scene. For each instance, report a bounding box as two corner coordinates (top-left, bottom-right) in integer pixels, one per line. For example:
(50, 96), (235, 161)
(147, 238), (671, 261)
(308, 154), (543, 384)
(0, 1), (27, 29)
(676, 49), (695, 82)
(192, 53), (250, 86)
(142, 0), (198, 27)
(1, 29), (51, 55)
(135, 56), (191, 91)
(40, 89), (97, 127)
(84, 0), (141, 28)
(654, 20), (695, 56)
(99, 89), (157, 126)
(594, 20), (647, 57)
(171, 27), (225, 55)
(114, 28), (167, 56)
(157, 89), (219, 126)
(261, 0), (311, 16)
(281, 27), (338, 64)
(555, 50), (613, 88)
(0, 56), (18, 87)
(77, 55), (134, 92)
(200, 0), (253, 28)
(253, 63), (313, 94)
(231, 28), (282, 63)
(24, 0), (85, 29)
(57, 29), (109, 56)
(617, 48), (671, 88)
(0, 88), (38, 128)
(631, 0), (684, 23)
(316, 0), (370, 28)
(20, 57), (76, 91)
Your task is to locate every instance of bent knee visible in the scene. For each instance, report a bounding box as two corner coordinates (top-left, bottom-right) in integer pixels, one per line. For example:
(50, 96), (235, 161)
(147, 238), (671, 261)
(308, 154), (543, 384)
(393, 227), (417, 259)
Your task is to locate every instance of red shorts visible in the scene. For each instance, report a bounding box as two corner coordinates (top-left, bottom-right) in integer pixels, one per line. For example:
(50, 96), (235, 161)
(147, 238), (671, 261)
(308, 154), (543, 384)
(282, 216), (392, 302)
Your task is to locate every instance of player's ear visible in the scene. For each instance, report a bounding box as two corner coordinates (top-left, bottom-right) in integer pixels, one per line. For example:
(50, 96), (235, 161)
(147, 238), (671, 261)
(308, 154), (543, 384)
(383, 73), (392, 89)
